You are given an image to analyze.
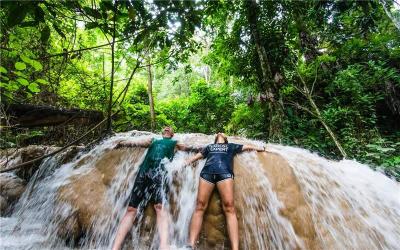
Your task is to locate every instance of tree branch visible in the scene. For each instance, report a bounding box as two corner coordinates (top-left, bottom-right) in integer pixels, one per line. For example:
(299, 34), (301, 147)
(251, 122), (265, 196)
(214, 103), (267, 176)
(37, 35), (133, 60)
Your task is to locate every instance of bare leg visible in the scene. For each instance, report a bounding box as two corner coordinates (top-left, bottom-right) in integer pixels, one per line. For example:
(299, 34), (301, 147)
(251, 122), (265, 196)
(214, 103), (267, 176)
(112, 206), (137, 250)
(188, 179), (215, 247)
(154, 203), (170, 250)
(217, 179), (238, 250)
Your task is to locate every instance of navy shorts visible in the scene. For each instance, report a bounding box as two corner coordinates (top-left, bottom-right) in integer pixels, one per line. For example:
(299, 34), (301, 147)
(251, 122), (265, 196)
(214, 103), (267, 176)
(128, 169), (168, 208)
(200, 172), (234, 185)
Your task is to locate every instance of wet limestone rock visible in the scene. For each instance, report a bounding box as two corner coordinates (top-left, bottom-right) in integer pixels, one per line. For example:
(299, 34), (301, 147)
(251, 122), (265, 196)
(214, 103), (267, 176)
(55, 139), (322, 250)
(57, 148), (146, 240)
(0, 145), (84, 181)
(0, 173), (26, 214)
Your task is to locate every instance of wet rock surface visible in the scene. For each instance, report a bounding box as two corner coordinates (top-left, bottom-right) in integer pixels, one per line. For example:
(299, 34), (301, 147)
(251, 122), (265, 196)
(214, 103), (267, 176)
(2, 133), (399, 250)
(55, 138), (322, 249)
(0, 145), (59, 180)
(0, 173), (26, 214)
(0, 145), (84, 215)
(0, 145), (85, 180)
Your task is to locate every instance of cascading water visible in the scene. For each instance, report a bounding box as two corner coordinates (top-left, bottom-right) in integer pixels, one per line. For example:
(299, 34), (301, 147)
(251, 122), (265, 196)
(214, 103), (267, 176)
(0, 131), (399, 250)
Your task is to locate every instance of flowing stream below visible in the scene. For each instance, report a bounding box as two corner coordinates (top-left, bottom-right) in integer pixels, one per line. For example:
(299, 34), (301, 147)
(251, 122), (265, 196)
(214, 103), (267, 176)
(0, 131), (399, 250)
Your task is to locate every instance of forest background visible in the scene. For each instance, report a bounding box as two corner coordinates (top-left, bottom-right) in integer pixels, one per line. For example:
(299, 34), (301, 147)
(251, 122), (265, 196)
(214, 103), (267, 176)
(0, 0), (399, 180)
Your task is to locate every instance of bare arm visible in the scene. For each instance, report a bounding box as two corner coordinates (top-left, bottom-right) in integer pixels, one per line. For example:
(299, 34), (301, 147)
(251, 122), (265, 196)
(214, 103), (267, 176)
(176, 143), (204, 153)
(114, 138), (153, 149)
(184, 152), (204, 166)
(242, 144), (268, 152)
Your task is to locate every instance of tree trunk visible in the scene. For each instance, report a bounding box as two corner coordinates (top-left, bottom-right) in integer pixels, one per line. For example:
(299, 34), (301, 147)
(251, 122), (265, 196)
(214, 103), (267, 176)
(293, 11), (320, 62)
(147, 62), (156, 131)
(298, 74), (348, 158)
(307, 94), (347, 158)
(106, 2), (117, 133)
(1, 103), (103, 128)
(245, 0), (273, 87)
(245, 0), (282, 140)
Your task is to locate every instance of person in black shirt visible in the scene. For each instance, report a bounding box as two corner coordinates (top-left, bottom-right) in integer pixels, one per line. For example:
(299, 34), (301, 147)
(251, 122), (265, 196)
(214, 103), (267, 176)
(184, 133), (268, 250)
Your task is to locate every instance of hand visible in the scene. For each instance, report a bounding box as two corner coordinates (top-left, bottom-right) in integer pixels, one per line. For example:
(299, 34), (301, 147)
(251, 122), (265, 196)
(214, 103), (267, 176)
(184, 159), (191, 166)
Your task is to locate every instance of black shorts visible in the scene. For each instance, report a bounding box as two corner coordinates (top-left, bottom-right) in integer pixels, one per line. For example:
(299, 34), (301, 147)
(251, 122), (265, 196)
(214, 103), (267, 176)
(128, 169), (169, 208)
(200, 172), (234, 185)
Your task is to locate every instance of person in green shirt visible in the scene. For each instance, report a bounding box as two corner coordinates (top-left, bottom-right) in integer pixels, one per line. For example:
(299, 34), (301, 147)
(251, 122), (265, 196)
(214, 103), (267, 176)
(112, 127), (197, 250)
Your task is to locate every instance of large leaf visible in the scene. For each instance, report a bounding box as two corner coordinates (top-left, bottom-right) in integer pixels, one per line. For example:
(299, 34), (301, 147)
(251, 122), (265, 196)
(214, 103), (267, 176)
(53, 24), (66, 39)
(6, 81), (20, 91)
(44, 3), (57, 18)
(28, 82), (40, 93)
(31, 60), (43, 71)
(13, 71), (28, 78)
(100, 0), (114, 12)
(83, 7), (102, 19)
(19, 55), (43, 71)
(17, 78), (29, 86)
(15, 62), (26, 70)
(35, 79), (48, 85)
(20, 55), (32, 64)
(41, 25), (51, 43)
(86, 22), (99, 29)
(34, 5), (45, 23)
(7, 3), (28, 27)
(0, 66), (7, 74)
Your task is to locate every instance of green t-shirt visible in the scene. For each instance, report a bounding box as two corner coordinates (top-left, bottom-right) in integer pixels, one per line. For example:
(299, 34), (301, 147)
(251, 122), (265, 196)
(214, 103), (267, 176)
(139, 138), (177, 172)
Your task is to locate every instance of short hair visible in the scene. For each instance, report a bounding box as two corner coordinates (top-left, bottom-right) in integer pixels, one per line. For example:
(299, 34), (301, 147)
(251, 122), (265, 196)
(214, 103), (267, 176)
(162, 126), (174, 136)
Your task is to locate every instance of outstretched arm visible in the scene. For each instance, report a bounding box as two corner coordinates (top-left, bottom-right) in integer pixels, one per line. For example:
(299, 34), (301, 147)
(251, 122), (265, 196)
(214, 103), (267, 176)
(242, 144), (269, 152)
(114, 138), (153, 149)
(176, 143), (204, 153)
(184, 152), (204, 166)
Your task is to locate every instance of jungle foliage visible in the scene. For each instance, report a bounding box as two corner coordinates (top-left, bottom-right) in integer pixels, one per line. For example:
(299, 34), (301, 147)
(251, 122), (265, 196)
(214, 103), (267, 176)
(0, 0), (399, 179)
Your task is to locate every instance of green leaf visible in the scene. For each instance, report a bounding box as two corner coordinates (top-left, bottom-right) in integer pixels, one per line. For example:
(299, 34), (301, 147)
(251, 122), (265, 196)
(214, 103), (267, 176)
(34, 5), (45, 22)
(1, 75), (9, 81)
(28, 82), (40, 93)
(31, 60), (43, 71)
(7, 81), (20, 91)
(0, 66), (7, 74)
(17, 78), (29, 86)
(41, 26), (51, 43)
(85, 22), (99, 29)
(20, 21), (39, 27)
(82, 7), (102, 19)
(20, 55), (32, 64)
(20, 55), (43, 71)
(379, 147), (395, 153)
(7, 3), (28, 27)
(53, 24), (66, 39)
(35, 78), (48, 85)
(15, 62), (26, 70)
(13, 71), (27, 78)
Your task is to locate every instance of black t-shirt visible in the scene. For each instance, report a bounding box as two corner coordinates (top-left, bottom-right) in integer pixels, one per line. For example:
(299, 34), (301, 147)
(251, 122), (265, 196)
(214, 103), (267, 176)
(200, 143), (243, 175)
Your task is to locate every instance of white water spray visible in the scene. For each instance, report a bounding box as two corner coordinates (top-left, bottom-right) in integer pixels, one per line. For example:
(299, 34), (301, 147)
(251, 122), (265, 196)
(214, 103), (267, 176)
(0, 131), (399, 249)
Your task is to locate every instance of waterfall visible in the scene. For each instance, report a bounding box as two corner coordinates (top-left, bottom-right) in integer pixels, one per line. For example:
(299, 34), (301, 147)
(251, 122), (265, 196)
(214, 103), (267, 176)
(0, 131), (399, 249)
